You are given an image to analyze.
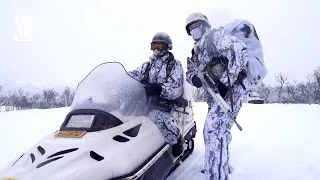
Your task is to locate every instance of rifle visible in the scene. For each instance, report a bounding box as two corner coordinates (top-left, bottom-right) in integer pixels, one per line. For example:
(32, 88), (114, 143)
(188, 57), (243, 131)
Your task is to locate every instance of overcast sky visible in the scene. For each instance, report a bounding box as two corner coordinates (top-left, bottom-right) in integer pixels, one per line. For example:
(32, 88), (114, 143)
(0, 0), (319, 89)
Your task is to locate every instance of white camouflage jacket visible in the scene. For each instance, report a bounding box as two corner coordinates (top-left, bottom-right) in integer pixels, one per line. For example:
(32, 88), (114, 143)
(128, 52), (184, 101)
(186, 28), (249, 101)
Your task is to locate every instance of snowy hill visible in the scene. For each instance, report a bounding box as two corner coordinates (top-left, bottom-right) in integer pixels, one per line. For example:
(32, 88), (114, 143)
(1, 103), (320, 179)
(0, 81), (45, 94)
(0, 81), (77, 95)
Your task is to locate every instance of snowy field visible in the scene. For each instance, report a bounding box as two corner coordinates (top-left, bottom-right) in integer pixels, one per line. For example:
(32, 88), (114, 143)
(1, 102), (320, 180)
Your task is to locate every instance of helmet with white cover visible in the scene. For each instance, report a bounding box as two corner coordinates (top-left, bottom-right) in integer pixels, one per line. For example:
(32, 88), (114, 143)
(151, 32), (173, 50)
(185, 12), (211, 35)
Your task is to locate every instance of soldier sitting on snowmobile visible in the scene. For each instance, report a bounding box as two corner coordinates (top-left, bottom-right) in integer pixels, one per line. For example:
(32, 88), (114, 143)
(128, 32), (185, 156)
(185, 12), (249, 180)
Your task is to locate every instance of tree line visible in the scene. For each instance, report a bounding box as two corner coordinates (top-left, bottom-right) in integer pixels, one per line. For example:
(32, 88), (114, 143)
(1, 66), (319, 112)
(0, 86), (75, 111)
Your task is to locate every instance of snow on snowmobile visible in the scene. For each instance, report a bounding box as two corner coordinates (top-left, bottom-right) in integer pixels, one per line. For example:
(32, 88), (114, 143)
(0, 62), (197, 180)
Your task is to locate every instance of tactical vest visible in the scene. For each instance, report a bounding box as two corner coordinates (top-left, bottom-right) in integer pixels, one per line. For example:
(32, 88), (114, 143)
(204, 29), (247, 90)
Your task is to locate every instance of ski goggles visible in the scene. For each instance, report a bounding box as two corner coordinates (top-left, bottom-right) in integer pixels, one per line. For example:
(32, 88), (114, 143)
(189, 22), (201, 31)
(151, 42), (167, 51)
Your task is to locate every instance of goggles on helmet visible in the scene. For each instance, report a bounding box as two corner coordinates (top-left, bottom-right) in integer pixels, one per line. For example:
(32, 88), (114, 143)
(151, 42), (167, 51)
(189, 22), (201, 31)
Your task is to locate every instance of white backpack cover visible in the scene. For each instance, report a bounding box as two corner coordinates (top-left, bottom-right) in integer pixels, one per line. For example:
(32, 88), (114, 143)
(224, 19), (268, 90)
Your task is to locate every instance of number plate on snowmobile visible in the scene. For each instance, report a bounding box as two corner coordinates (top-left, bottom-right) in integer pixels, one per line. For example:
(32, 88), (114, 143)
(55, 130), (87, 138)
(1, 177), (17, 180)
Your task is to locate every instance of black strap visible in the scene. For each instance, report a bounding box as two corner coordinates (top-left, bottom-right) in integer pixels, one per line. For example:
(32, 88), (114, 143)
(165, 56), (176, 81)
(143, 54), (176, 83)
(205, 29), (237, 110)
(143, 62), (151, 82)
(226, 67), (234, 112)
(234, 70), (247, 90)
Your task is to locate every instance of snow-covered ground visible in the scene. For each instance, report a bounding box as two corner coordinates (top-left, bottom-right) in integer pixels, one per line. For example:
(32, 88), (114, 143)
(1, 103), (320, 179)
(167, 103), (320, 180)
(0, 107), (70, 171)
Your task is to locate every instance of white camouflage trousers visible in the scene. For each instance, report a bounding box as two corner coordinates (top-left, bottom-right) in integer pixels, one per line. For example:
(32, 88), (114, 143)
(147, 109), (180, 145)
(203, 84), (246, 180)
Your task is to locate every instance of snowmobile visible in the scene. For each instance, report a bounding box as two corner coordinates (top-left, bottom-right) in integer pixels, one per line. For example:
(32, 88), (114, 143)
(0, 62), (197, 180)
(247, 91), (264, 104)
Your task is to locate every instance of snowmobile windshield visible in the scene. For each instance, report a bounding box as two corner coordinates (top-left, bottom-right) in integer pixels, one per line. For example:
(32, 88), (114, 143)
(70, 62), (148, 122)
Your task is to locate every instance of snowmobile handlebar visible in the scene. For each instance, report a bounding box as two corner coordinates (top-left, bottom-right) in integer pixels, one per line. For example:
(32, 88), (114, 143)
(147, 96), (189, 115)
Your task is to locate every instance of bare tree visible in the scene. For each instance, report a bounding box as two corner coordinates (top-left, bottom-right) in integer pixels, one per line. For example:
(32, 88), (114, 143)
(17, 89), (33, 110)
(0, 85), (4, 107)
(41, 89), (59, 109)
(257, 83), (272, 103)
(294, 81), (309, 104)
(275, 73), (288, 103)
(312, 66), (320, 103)
(284, 82), (298, 103)
(30, 93), (42, 109)
(59, 86), (75, 106)
(0, 95), (5, 107)
(5, 91), (19, 111)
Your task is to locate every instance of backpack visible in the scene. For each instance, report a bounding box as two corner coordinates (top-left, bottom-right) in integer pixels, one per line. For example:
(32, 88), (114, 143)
(223, 19), (268, 90)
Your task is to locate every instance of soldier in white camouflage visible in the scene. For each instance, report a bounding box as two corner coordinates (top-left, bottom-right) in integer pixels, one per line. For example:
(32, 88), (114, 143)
(128, 32), (185, 156)
(185, 12), (249, 180)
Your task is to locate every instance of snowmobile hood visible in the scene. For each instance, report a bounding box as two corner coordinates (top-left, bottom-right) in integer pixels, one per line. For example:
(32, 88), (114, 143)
(1, 62), (180, 180)
(1, 62), (198, 180)
(1, 116), (165, 180)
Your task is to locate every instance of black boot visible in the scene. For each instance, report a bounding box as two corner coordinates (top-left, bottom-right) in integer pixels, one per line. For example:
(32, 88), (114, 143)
(172, 134), (184, 157)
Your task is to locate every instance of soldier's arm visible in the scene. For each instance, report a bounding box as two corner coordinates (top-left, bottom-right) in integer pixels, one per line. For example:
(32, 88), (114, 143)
(127, 62), (150, 82)
(186, 49), (198, 86)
